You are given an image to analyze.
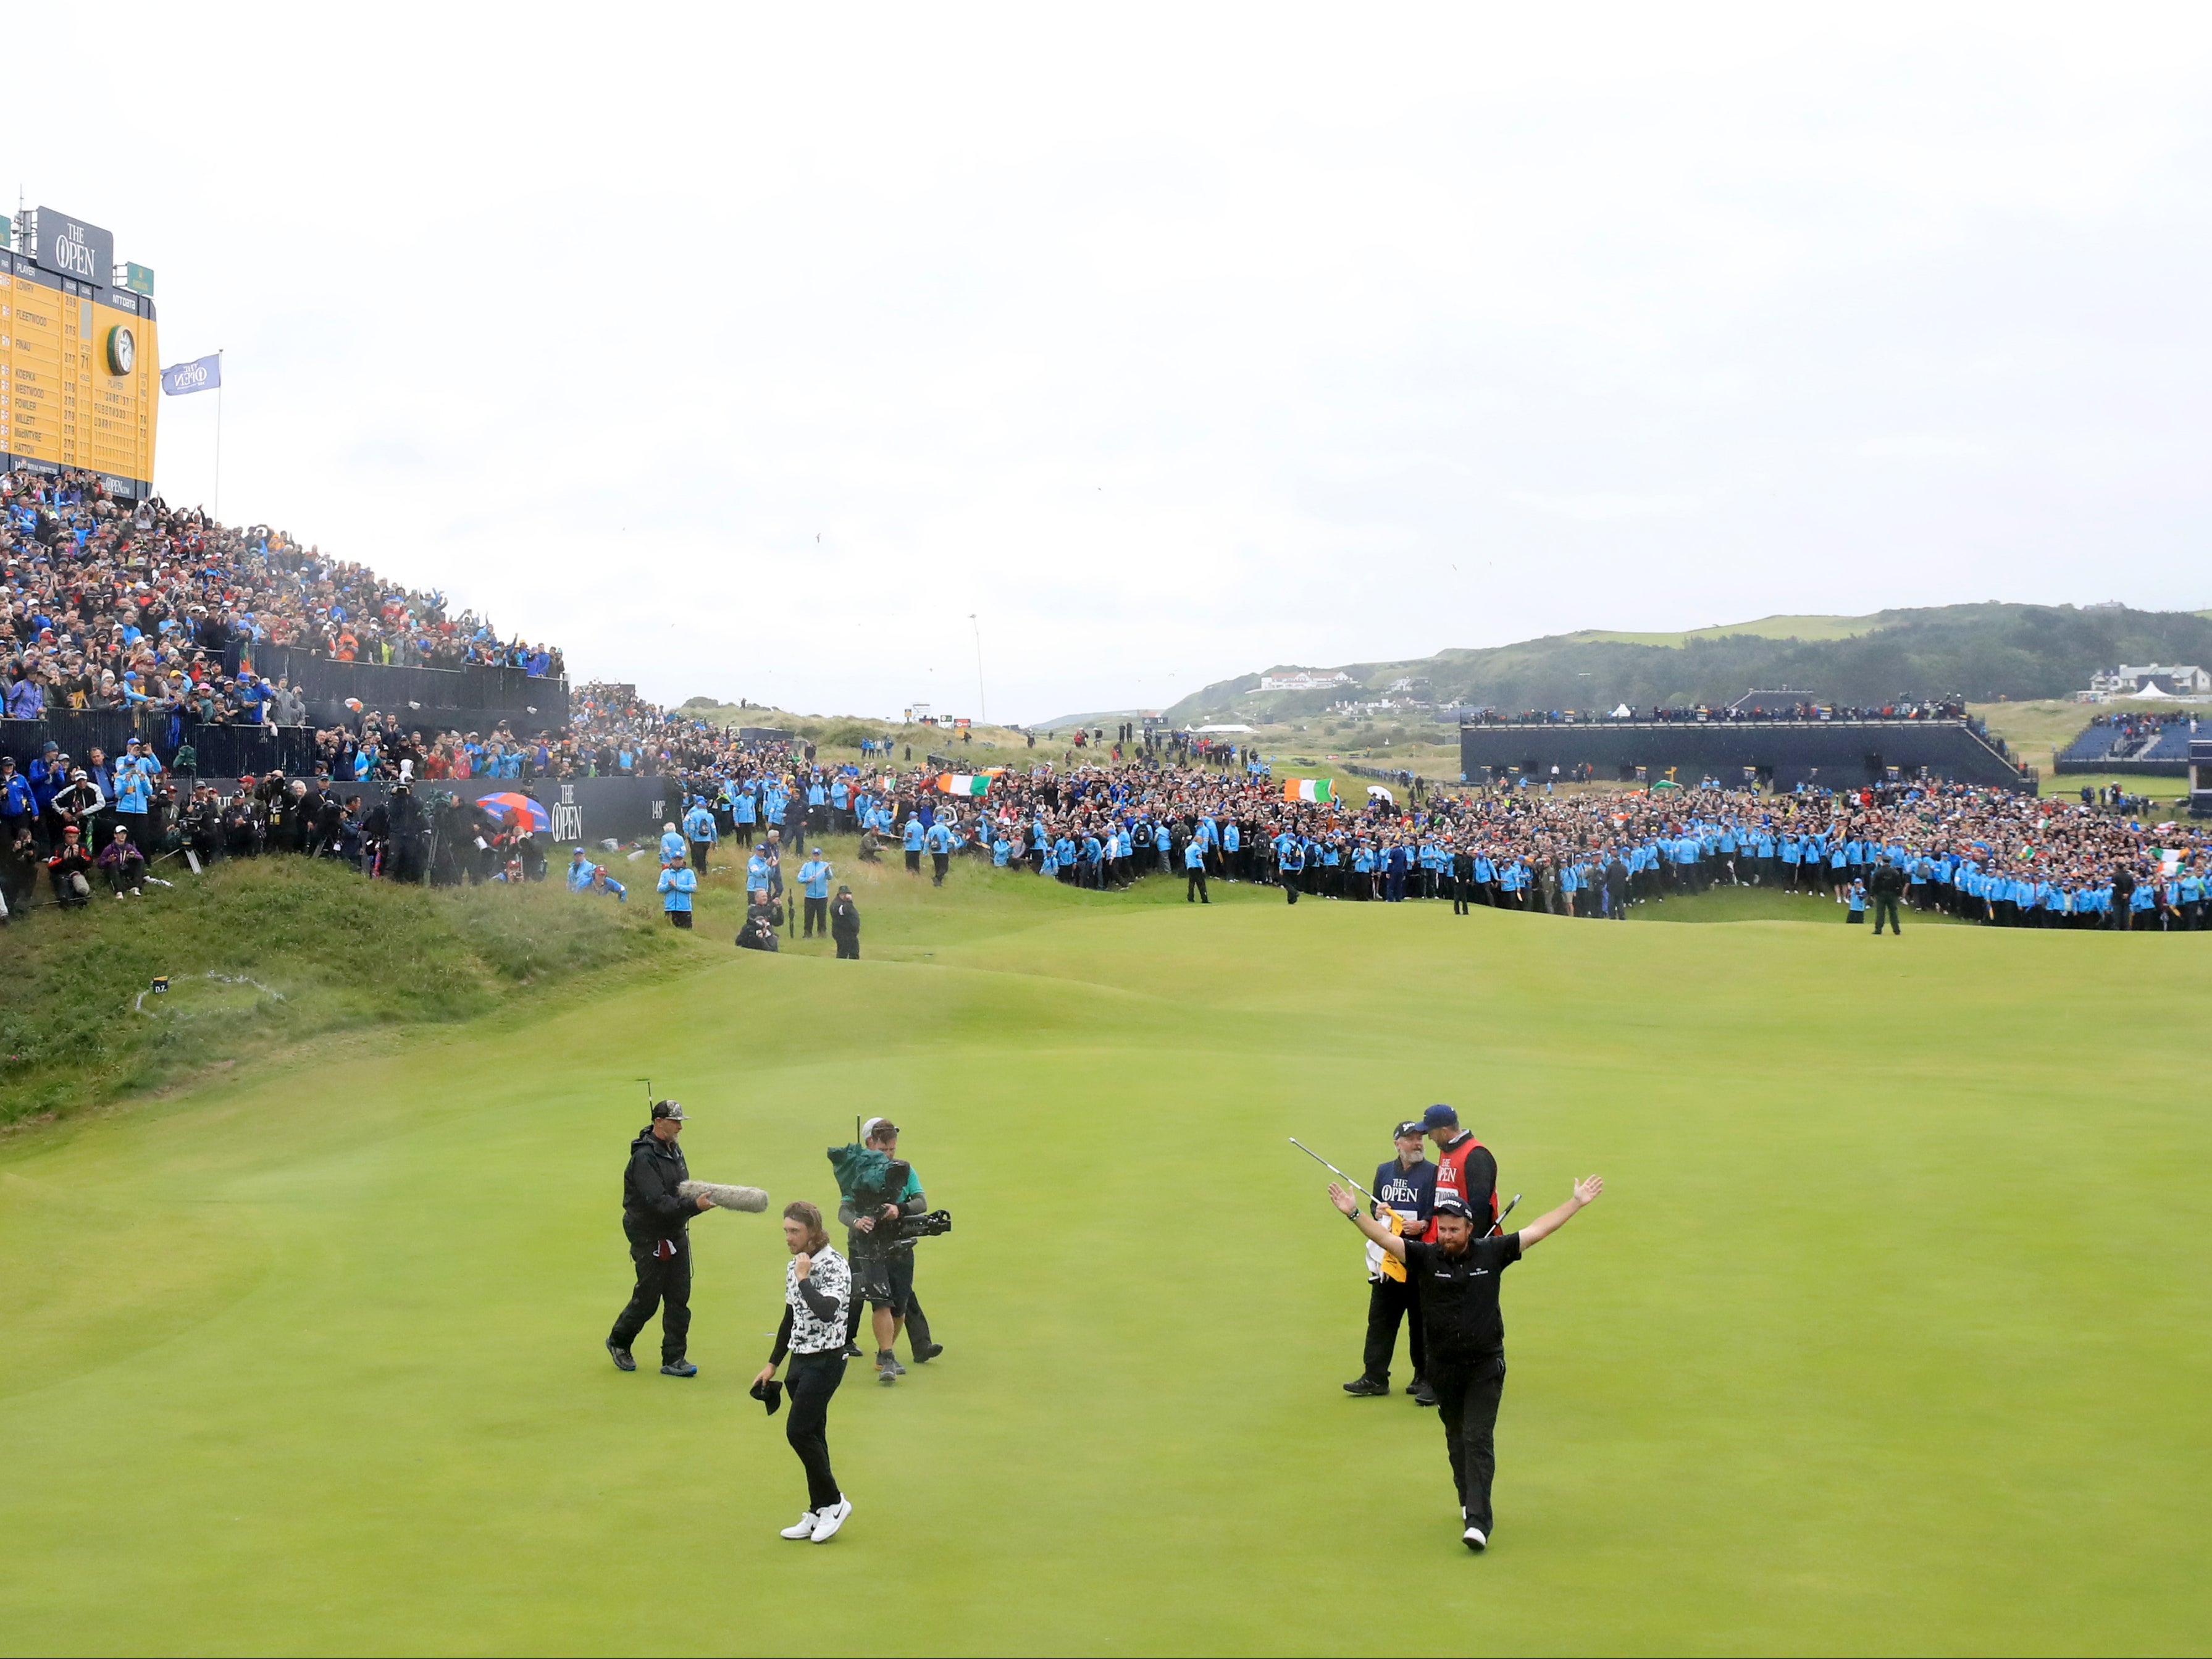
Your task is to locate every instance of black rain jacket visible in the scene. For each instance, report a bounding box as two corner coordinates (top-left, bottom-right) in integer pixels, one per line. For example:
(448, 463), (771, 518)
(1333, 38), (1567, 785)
(621, 1127), (693, 1246)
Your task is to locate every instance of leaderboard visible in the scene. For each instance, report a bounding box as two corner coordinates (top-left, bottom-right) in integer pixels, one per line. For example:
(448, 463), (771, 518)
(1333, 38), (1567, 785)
(1, 206), (159, 499)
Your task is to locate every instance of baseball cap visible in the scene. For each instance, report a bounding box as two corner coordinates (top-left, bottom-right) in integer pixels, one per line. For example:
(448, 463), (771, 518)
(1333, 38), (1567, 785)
(650, 1099), (687, 1121)
(1421, 1103), (1460, 1131)
(1433, 1196), (1477, 1222)
(1394, 1120), (1425, 1140)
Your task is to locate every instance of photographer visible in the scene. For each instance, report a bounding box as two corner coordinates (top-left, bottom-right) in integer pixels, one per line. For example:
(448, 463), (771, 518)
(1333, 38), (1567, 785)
(838, 1117), (943, 1381)
(605, 1100), (716, 1377)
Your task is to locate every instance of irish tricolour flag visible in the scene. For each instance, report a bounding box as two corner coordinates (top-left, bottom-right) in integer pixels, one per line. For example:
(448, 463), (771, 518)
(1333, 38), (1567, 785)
(1283, 777), (1333, 804)
(937, 773), (991, 796)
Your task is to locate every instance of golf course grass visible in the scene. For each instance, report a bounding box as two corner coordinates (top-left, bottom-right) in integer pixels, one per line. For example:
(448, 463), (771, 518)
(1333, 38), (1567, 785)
(2, 850), (2208, 1655)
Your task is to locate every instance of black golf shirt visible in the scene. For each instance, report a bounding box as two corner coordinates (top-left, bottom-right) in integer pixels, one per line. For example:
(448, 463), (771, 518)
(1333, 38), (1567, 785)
(1404, 1233), (1522, 1366)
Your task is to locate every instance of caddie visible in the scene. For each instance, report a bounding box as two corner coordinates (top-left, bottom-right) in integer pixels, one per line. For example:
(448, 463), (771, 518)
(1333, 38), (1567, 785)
(1343, 1120), (1436, 1405)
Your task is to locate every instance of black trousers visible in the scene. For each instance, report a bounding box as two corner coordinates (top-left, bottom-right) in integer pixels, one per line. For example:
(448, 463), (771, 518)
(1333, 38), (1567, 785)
(609, 1235), (691, 1362)
(1283, 872), (1300, 903)
(905, 849), (922, 874)
(1430, 1357), (1506, 1534)
(803, 895), (828, 935)
(834, 932), (860, 959)
(689, 842), (708, 872)
(1186, 867), (1209, 903)
(786, 1351), (847, 1511)
(1872, 895), (1901, 934)
(1362, 1272), (1425, 1384)
(932, 852), (950, 885)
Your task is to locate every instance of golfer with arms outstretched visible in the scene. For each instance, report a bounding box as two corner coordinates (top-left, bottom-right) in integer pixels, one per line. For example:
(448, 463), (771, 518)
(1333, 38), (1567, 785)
(1329, 1173), (1605, 1552)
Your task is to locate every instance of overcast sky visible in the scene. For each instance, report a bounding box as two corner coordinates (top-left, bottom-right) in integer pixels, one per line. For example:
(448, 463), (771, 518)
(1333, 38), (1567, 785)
(19, 6), (2212, 720)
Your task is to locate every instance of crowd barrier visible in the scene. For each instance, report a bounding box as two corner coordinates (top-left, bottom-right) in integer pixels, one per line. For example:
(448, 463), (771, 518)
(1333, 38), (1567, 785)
(1459, 717), (2037, 794)
(180, 775), (675, 848)
(238, 643), (569, 724)
(6, 704), (566, 779)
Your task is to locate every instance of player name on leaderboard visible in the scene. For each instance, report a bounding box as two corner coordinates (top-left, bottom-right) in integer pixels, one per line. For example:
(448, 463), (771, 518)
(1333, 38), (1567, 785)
(1, 205), (159, 499)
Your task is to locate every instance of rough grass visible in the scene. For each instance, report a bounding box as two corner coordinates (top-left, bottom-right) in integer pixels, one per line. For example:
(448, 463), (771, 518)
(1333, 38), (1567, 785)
(0, 860), (677, 1128)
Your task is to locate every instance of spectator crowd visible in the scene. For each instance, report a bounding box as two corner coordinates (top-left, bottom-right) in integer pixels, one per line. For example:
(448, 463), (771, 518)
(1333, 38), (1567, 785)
(6, 465), (2205, 934)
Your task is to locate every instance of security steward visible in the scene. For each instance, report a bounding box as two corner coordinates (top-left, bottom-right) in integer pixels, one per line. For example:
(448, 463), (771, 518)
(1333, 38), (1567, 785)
(1330, 1174), (1607, 1552)
(606, 1099), (716, 1377)
(1423, 1103), (1498, 1234)
(1344, 1120), (1436, 1404)
(1868, 856), (1908, 937)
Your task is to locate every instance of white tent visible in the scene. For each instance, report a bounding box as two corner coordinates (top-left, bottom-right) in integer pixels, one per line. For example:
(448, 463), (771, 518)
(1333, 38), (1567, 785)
(2126, 683), (2178, 699)
(1367, 784), (1395, 802)
(1610, 704), (1634, 718)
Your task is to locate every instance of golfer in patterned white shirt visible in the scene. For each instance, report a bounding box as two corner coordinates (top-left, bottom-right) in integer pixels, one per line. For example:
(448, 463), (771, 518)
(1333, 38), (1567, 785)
(755, 1200), (855, 1542)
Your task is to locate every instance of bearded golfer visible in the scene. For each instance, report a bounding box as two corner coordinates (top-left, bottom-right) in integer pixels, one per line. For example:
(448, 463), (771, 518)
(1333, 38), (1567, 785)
(1328, 1174), (1606, 1552)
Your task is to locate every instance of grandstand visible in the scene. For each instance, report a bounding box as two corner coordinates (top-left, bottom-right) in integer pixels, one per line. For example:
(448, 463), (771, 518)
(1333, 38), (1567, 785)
(2, 467), (568, 781)
(1459, 712), (2035, 792)
(2055, 712), (2200, 776)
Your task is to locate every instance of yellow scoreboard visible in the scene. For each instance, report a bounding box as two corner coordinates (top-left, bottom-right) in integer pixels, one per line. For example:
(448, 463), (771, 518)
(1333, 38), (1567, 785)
(1, 206), (159, 499)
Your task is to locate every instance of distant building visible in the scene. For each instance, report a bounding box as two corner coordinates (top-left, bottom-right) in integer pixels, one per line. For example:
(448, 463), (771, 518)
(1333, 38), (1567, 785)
(2089, 664), (2210, 695)
(1258, 668), (1354, 692)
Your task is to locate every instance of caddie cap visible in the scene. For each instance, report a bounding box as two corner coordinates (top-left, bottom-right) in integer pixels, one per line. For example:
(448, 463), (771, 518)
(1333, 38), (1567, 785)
(1421, 1103), (1460, 1131)
(651, 1099), (687, 1121)
(1394, 1120), (1425, 1141)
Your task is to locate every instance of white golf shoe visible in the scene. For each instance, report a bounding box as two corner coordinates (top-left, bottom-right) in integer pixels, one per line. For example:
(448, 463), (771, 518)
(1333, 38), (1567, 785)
(810, 1497), (852, 1542)
(780, 1510), (821, 1540)
(1463, 1526), (1487, 1552)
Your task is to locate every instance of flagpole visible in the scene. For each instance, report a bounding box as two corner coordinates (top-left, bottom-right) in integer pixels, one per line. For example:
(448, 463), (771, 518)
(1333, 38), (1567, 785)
(213, 350), (224, 522)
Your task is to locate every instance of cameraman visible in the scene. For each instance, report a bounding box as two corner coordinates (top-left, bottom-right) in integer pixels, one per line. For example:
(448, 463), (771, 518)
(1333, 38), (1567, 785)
(838, 1117), (942, 1381)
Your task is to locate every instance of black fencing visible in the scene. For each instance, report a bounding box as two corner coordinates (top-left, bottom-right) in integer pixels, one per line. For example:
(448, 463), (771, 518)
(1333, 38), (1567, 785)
(1, 711), (324, 776)
(2, 715), (574, 786)
(242, 643), (568, 724)
(174, 775), (675, 848)
(1459, 718), (2036, 794)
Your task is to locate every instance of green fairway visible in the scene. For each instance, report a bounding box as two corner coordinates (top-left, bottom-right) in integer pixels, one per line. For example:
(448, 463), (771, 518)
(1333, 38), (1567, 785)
(2, 859), (2208, 1655)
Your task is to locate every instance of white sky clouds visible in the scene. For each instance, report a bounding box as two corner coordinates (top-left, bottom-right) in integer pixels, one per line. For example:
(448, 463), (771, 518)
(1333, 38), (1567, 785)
(20, 6), (2212, 719)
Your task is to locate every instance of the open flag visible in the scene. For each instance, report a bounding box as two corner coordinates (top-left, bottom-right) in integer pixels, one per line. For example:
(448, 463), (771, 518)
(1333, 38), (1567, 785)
(1283, 778), (1332, 804)
(937, 774), (990, 796)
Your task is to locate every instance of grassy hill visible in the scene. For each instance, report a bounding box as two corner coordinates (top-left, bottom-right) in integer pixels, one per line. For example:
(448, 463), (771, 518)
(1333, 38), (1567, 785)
(0, 861), (683, 1130)
(1, 849), (2206, 1653)
(1163, 602), (2212, 724)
